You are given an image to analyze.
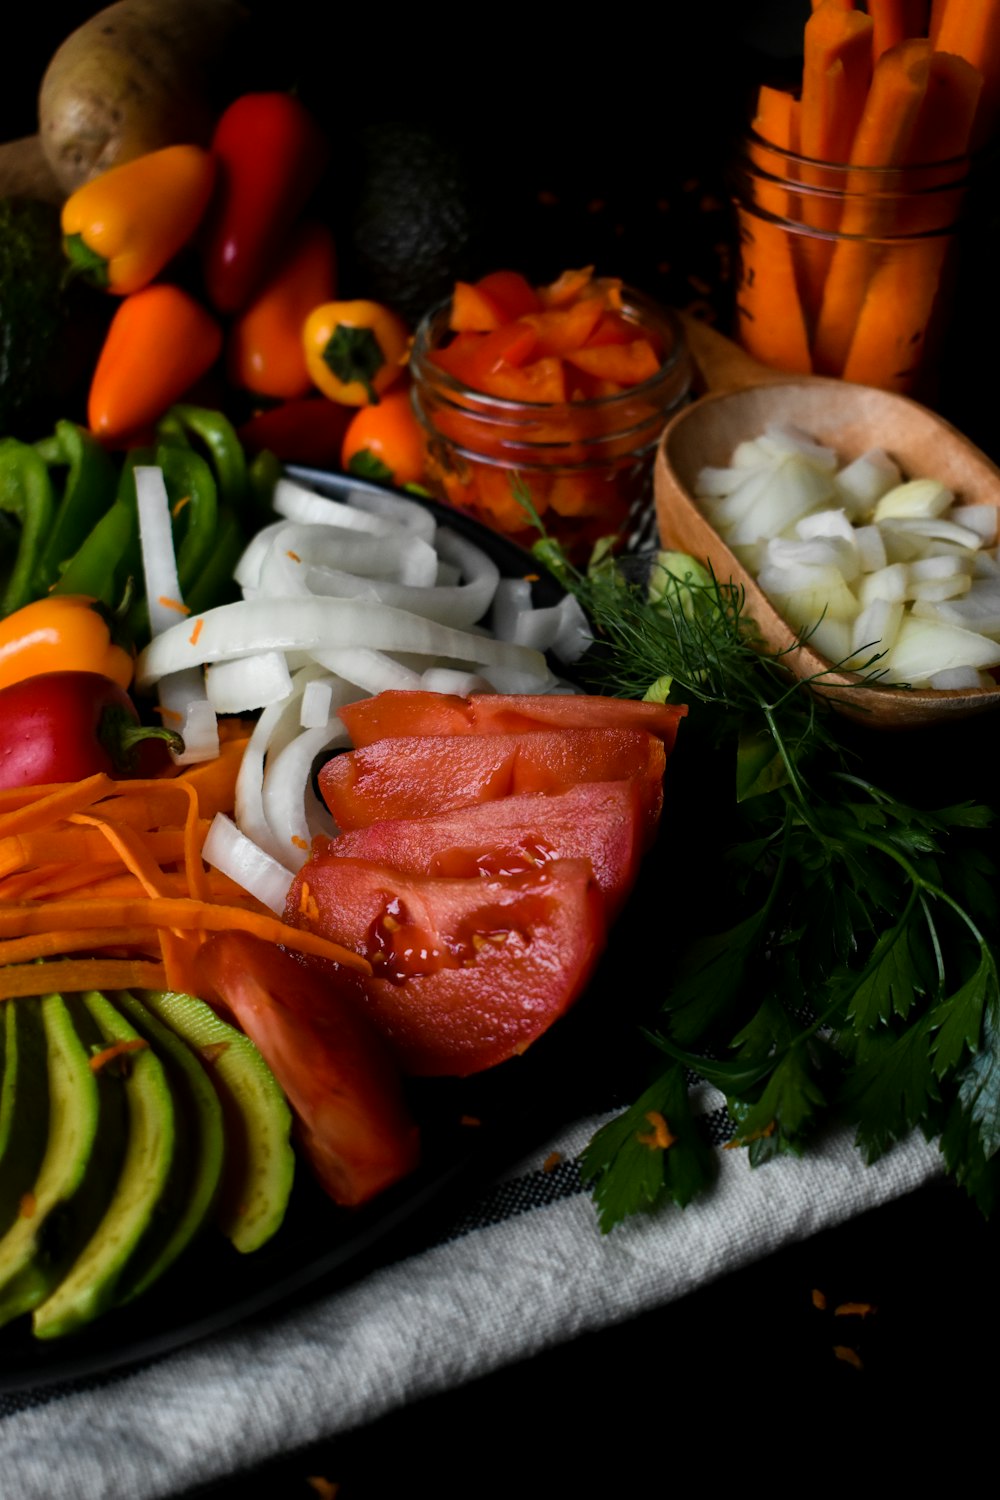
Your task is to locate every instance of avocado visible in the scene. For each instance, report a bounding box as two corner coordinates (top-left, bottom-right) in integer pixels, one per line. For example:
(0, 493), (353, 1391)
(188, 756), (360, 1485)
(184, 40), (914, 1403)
(33, 990), (176, 1339)
(110, 988), (224, 1302)
(0, 999), (49, 1238)
(346, 121), (475, 326)
(0, 992), (126, 1329)
(139, 990), (294, 1254)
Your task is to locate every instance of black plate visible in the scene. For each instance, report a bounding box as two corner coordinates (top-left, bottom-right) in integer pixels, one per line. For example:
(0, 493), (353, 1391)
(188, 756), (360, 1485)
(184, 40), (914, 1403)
(0, 473), (635, 1393)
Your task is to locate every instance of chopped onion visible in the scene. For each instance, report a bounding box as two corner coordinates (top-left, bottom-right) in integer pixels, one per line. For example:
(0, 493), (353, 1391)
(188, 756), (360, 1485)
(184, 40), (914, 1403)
(202, 814), (292, 915)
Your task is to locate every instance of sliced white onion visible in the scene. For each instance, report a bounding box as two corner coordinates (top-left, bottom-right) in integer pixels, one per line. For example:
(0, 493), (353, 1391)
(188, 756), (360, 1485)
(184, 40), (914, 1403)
(301, 678), (335, 728)
(205, 651), (293, 713)
(202, 814), (292, 915)
(262, 722), (347, 867)
(273, 478), (401, 535)
(347, 486), (438, 543)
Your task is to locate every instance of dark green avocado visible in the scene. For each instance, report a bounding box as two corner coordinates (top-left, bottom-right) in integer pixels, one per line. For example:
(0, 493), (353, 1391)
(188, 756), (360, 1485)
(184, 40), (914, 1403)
(347, 121), (475, 326)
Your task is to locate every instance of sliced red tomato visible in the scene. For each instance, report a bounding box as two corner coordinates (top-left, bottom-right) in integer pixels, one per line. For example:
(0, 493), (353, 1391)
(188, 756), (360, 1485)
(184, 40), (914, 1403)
(338, 690), (687, 754)
(319, 727), (666, 845)
(285, 857), (606, 1076)
(309, 781), (644, 919)
(197, 931), (420, 1206)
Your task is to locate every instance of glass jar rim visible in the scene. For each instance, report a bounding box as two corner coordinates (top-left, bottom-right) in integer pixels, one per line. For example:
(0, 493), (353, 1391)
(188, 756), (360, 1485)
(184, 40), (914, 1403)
(410, 285), (691, 415)
(738, 126), (973, 189)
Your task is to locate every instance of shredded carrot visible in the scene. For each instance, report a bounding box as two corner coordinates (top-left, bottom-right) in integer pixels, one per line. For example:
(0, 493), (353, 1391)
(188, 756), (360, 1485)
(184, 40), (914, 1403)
(291, 835), (309, 851)
(20, 1193), (36, 1219)
(158, 596), (191, 616)
(834, 1301), (878, 1317)
(189, 618), (204, 647)
(0, 959), (167, 999)
(89, 1038), (149, 1073)
(636, 1110), (676, 1151)
(171, 494), (192, 518)
(812, 1288), (829, 1310)
(541, 1150), (562, 1173)
(286, 550), (302, 563)
(0, 775), (115, 838)
(833, 1345), (864, 1369)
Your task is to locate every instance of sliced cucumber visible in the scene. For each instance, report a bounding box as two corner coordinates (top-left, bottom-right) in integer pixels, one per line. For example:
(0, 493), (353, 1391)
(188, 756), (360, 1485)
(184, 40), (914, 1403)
(0, 999), (49, 1238)
(33, 991), (175, 1339)
(139, 990), (294, 1253)
(0, 994), (125, 1329)
(110, 989), (224, 1302)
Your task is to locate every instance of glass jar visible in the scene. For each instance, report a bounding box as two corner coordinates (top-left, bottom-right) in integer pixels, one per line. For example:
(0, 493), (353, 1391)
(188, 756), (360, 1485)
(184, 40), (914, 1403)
(410, 289), (692, 561)
(731, 131), (972, 397)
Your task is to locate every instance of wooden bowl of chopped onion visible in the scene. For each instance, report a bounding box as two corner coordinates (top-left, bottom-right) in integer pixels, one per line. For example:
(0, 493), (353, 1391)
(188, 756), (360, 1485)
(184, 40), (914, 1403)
(653, 322), (1000, 728)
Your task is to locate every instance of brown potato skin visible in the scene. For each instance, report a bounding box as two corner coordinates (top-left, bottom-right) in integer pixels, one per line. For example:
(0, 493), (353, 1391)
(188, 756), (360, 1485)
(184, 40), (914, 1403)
(38, 0), (246, 193)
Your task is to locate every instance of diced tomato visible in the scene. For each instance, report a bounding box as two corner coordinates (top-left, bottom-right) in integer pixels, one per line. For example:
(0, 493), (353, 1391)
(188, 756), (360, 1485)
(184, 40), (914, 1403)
(476, 355), (567, 404)
(311, 781), (644, 919)
(319, 727), (667, 846)
(521, 299), (605, 358)
(564, 339), (662, 386)
(285, 858), (606, 1076)
(338, 691), (687, 754)
(450, 281), (505, 333)
(475, 271), (542, 320)
(197, 931), (420, 1206)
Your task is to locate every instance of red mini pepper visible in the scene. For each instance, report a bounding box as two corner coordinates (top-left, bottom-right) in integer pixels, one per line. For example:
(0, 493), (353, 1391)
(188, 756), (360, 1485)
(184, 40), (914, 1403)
(201, 92), (330, 315)
(0, 672), (181, 788)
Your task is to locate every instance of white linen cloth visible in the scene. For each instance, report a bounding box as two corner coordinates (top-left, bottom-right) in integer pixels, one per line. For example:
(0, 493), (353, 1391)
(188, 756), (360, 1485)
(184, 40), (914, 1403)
(0, 1113), (940, 1500)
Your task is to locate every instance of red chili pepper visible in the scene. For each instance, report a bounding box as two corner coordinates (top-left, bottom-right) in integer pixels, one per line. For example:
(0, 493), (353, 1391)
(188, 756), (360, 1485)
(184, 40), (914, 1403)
(237, 398), (352, 467)
(201, 93), (330, 315)
(0, 672), (182, 788)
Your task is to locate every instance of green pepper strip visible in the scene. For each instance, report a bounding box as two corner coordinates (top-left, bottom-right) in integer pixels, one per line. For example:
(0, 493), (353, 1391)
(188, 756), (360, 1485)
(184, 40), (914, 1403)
(183, 506), (245, 617)
(52, 449), (150, 605)
(0, 438), (56, 615)
(33, 422), (117, 590)
(247, 449), (282, 528)
(164, 405), (248, 512)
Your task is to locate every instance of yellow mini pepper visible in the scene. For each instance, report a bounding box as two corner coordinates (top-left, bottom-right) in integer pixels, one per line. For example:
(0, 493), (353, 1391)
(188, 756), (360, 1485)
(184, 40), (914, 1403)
(303, 300), (410, 406)
(61, 145), (216, 296)
(0, 596), (133, 693)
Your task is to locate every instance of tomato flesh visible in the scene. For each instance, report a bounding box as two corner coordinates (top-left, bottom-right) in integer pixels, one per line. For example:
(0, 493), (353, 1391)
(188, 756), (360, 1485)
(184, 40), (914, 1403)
(319, 728), (666, 846)
(286, 858), (606, 1076)
(337, 690), (687, 754)
(307, 781), (644, 919)
(197, 931), (420, 1206)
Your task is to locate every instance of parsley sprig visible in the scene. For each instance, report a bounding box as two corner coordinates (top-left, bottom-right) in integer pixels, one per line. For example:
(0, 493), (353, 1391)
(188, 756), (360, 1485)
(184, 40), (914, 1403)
(542, 538), (1000, 1229)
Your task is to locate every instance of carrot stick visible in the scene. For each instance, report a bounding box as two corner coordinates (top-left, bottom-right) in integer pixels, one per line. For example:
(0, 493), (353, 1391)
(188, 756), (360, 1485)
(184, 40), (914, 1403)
(736, 86), (813, 373)
(869, 1), (930, 61)
(909, 51), (983, 161)
(0, 960), (168, 1000)
(801, 2), (874, 163)
(68, 814), (176, 900)
(0, 930), (163, 965)
(0, 827), (190, 877)
(934, 0), (1000, 144)
(798, 0), (875, 327)
(812, 39), (932, 376)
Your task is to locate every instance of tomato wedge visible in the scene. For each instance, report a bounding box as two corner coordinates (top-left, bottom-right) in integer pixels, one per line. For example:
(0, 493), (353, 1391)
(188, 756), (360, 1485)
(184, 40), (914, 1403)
(286, 858), (606, 1076)
(319, 728), (666, 845)
(197, 932), (420, 1206)
(337, 690), (687, 753)
(309, 781), (644, 919)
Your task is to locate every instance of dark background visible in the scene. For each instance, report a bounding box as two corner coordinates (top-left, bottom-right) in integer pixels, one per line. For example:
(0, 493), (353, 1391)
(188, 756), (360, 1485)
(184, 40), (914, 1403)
(4, 4), (999, 1492)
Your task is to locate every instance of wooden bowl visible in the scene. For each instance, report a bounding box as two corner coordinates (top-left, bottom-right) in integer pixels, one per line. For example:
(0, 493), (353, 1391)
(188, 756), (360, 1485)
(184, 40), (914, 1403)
(654, 322), (1000, 729)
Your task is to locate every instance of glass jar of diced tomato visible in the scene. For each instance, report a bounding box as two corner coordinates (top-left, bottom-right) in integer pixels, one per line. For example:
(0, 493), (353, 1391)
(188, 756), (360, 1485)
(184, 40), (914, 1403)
(410, 270), (692, 561)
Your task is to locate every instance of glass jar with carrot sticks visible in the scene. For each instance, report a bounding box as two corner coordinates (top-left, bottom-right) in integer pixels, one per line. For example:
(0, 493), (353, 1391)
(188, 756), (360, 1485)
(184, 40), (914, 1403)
(410, 270), (692, 561)
(731, 2), (994, 397)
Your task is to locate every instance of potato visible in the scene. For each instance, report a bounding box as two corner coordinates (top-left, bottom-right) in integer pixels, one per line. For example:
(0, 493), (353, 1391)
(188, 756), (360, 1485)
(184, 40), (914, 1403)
(38, 0), (247, 194)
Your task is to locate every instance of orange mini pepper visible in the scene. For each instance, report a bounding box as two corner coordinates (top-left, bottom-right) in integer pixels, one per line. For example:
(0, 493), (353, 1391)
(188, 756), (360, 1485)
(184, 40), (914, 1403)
(62, 145), (216, 296)
(228, 221), (337, 400)
(88, 284), (222, 441)
(0, 595), (133, 693)
(341, 388), (426, 487)
(303, 299), (409, 406)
